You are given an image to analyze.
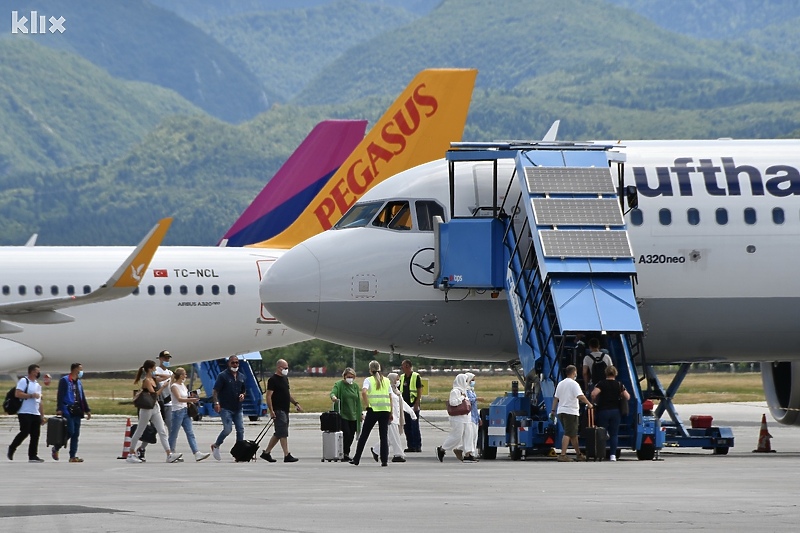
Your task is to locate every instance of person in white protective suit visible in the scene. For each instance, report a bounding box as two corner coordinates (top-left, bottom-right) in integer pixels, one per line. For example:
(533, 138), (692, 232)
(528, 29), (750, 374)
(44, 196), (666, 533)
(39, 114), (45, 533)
(436, 373), (472, 462)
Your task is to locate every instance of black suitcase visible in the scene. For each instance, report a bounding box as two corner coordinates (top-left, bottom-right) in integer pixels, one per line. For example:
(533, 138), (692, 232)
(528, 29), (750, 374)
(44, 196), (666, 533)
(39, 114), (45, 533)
(230, 419), (273, 462)
(581, 409), (608, 461)
(320, 401), (342, 432)
(46, 416), (68, 448)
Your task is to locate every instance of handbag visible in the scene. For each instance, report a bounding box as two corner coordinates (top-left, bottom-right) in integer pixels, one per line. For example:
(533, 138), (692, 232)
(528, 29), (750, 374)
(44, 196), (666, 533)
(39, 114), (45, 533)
(133, 389), (157, 410)
(446, 397), (471, 416)
(187, 401), (199, 419)
(619, 383), (629, 416)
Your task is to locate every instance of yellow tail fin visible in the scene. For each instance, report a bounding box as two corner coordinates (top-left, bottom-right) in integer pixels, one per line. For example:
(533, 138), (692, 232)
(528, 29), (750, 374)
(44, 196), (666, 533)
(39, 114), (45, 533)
(251, 68), (477, 249)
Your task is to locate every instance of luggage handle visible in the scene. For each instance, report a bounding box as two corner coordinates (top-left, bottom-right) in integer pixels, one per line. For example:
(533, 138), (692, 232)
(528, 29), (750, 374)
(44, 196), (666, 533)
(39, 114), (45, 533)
(587, 406), (595, 428)
(253, 418), (274, 445)
(332, 399), (340, 412)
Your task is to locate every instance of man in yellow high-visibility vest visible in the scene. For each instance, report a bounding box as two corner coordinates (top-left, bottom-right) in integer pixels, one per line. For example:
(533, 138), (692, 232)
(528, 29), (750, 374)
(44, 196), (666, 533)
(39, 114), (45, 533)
(399, 359), (423, 452)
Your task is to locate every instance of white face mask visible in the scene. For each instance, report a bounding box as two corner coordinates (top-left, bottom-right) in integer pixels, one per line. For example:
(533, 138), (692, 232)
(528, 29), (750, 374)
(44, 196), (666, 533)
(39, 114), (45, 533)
(281, 368), (289, 377)
(345, 377), (354, 385)
(470, 381), (475, 388)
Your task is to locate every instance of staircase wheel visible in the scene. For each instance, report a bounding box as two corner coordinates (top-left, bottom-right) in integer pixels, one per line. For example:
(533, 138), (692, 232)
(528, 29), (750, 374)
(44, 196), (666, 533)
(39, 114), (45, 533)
(508, 415), (522, 461)
(636, 442), (656, 460)
(713, 446), (729, 455)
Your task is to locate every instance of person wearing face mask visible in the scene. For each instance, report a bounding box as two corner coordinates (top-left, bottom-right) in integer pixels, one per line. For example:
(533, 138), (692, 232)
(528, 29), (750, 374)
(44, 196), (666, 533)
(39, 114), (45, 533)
(127, 359), (179, 464)
(210, 355), (248, 461)
(461, 372), (479, 462)
(7, 364), (46, 462)
(137, 350), (174, 462)
(261, 359), (302, 463)
(436, 374), (472, 463)
(169, 367), (210, 462)
(52, 362), (91, 462)
(329, 367), (362, 461)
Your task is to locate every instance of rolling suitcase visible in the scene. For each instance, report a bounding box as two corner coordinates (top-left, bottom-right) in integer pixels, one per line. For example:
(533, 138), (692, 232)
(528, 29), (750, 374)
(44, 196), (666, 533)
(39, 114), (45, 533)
(230, 419), (273, 462)
(581, 408), (608, 461)
(322, 430), (344, 462)
(46, 415), (68, 448)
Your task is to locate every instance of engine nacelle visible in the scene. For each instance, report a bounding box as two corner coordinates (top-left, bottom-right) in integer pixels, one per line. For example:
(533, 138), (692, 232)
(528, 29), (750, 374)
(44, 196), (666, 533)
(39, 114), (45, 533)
(762, 361), (800, 426)
(0, 338), (42, 373)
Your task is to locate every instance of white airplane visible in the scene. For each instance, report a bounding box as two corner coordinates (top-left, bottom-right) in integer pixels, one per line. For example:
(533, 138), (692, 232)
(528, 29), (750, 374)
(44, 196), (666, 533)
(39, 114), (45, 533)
(0, 68), (477, 374)
(261, 138), (800, 425)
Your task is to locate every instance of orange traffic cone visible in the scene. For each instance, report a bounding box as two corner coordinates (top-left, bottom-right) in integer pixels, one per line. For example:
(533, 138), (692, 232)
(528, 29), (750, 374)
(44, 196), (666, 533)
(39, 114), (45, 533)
(752, 413), (776, 453)
(117, 417), (132, 459)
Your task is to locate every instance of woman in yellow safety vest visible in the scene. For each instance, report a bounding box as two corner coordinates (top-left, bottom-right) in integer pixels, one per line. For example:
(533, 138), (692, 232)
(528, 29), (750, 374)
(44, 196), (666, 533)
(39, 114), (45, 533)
(349, 360), (392, 466)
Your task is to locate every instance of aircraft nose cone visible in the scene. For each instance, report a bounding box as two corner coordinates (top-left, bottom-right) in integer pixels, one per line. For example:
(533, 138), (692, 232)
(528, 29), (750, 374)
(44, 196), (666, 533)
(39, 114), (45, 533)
(260, 244), (321, 335)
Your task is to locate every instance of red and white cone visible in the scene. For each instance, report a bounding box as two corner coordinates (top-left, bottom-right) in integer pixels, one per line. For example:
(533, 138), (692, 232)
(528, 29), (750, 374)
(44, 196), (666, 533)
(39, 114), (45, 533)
(118, 417), (132, 459)
(752, 413), (775, 453)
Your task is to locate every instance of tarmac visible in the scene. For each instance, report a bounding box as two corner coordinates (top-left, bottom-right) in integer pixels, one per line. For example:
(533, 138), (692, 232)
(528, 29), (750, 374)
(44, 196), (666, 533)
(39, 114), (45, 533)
(1, 401), (797, 532)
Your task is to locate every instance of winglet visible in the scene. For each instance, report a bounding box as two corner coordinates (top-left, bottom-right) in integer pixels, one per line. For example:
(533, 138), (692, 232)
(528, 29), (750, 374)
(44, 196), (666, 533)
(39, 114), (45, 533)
(110, 217), (172, 288)
(251, 68), (478, 249)
(542, 120), (560, 142)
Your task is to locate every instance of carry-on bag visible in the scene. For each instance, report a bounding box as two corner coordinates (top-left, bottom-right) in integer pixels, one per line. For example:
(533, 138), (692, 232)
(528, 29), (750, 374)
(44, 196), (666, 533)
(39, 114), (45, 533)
(322, 430), (344, 462)
(230, 419), (273, 462)
(320, 400), (342, 432)
(581, 408), (608, 461)
(46, 415), (68, 448)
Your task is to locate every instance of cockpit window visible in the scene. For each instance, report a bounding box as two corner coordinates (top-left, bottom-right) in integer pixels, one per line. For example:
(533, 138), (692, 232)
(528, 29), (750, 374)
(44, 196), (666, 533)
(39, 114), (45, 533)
(373, 201), (412, 231)
(416, 201), (446, 231)
(334, 201), (383, 229)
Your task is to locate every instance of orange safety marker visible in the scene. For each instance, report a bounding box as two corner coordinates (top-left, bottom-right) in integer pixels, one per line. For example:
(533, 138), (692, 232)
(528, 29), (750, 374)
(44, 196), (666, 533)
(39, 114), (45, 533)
(117, 417), (132, 459)
(752, 413), (776, 453)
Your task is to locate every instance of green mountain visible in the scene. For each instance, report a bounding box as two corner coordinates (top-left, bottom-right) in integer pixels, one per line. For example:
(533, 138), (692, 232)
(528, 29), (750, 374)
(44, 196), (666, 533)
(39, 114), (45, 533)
(199, 0), (417, 101)
(0, 39), (202, 177)
(9, 0), (271, 122)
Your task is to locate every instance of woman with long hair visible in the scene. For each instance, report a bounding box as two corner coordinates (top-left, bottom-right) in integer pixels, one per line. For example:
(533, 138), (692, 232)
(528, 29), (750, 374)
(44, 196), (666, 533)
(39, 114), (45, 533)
(349, 360), (391, 466)
(168, 367), (210, 462)
(127, 359), (180, 463)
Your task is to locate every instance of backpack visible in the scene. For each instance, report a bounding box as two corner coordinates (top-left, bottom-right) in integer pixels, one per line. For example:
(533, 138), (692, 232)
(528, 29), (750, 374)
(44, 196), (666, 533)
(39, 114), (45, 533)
(590, 354), (608, 384)
(3, 378), (29, 415)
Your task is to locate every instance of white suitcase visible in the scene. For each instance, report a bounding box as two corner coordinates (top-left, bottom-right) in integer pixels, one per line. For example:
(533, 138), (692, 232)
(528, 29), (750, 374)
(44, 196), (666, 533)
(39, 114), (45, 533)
(322, 431), (344, 462)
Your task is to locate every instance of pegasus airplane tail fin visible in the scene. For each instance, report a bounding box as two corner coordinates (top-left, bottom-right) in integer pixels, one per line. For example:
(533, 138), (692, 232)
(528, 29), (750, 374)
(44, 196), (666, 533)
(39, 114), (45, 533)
(251, 68), (478, 249)
(219, 120), (368, 247)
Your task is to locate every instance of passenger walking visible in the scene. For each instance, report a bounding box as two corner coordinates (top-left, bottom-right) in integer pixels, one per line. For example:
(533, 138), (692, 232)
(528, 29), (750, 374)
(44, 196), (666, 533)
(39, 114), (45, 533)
(582, 338), (612, 392)
(350, 360), (391, 466)
(136, 350), (173, 462)
(7, 364), (46, 462)
(169, 367), (210, 462)
(552, 365), (594, 462)
(53, 362), (91, 462)
(436, 374), (472, 462)
(329, 367), (362, 461)
(127, 360), (179, 463)
(210, 355), (247, 461)
(591, 366), (630, 462)
(461, 372), (479, 462)
(370, 372), (415, 463)
(260, 359), (302, 463)
(399, 359), (423, 452)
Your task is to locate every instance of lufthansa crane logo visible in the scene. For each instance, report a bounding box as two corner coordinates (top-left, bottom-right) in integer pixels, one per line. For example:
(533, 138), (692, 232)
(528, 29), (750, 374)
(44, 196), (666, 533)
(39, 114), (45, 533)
(409, 248), (435, 286)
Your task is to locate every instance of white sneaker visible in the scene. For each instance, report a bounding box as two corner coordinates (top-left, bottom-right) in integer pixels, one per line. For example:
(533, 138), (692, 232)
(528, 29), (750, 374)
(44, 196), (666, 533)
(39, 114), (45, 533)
(610, 455), (617, 462)
(195, 451), (211, 462)
(126, 455), (142, 464)
(167, 453), (182, 463)
(211, 444), (221, 461)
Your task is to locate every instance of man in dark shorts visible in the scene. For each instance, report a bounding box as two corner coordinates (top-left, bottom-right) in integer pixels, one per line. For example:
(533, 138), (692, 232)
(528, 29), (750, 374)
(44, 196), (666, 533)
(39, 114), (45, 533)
(551, 365), (594, 462)
(260, 359), (303, 463)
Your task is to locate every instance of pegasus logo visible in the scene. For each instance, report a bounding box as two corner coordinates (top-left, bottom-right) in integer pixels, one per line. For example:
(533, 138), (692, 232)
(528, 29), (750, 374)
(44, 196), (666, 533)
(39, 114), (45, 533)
(130, 263), (145, 282)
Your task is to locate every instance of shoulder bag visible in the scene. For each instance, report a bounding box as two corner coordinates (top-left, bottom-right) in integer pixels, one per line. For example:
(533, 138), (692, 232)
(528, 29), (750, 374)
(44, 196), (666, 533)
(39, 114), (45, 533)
(618, 382), (629, 416)
(133, 389), (157, 410)
(446, 397), (471, 416)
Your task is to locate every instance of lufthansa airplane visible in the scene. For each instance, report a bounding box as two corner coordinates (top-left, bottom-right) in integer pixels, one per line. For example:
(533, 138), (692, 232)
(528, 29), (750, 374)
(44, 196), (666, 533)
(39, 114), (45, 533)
(0, 68), (478, 373)
(261, 138), (800, 425)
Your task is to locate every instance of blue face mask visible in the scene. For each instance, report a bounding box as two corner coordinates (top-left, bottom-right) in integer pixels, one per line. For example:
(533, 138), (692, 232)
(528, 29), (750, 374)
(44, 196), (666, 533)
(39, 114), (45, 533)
(162, 361), (171, 368)
(470, 381), (475, 388)
(77, 370), (84, 379)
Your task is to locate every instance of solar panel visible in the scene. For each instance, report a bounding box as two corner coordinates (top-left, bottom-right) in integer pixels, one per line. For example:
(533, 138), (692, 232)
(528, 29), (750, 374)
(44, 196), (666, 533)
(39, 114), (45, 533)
(539, 230), (633, 258)
(532, 198), (623, 226)
(525, 167), (615, 194)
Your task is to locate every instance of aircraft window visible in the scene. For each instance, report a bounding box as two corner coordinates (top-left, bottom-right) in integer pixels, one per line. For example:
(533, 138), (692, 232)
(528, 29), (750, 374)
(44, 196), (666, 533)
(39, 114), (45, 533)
(196, 285), (204, 295)
(2, 286), (9, 296)
(373, 201), (412, 231)
(132, 287), (139, 296)
(334, 202), (383, 229)
(212, 285), (220, 296)
(180, 285), (188, 295)
(83, 285), (91, 295)
(658, 208), (671, 226)
(773, 208), (785, 225)
(34, 285), (43, 296)
(67, 285), (75, 296)
(687, 208), (700, 226)
(164, 285), (172, 296)
(416, 201), (446, 231)
(744, 208), (756, 225)
(148, 285), (156, 296)
(227, 285), (236, 296)
(629, 209), (643, 226)
(50, 285), (58, 296)
(716, 208), (728, 225)
(18, 286), (26, 296)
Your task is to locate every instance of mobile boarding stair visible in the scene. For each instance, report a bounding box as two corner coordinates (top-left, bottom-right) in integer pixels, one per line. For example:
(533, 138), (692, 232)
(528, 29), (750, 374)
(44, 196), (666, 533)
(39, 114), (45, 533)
(436, 141), (732, 460)
(191, 358), (268, 421)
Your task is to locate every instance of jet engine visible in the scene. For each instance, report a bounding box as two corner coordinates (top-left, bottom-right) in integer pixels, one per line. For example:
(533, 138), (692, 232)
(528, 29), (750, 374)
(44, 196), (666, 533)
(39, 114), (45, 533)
(762, 361), (800, 425)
